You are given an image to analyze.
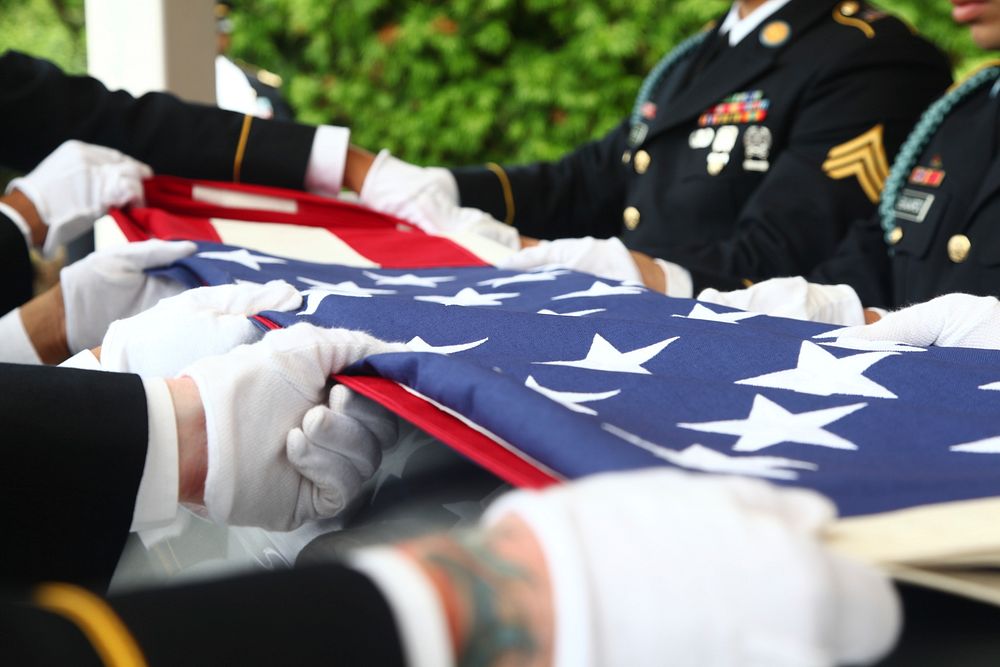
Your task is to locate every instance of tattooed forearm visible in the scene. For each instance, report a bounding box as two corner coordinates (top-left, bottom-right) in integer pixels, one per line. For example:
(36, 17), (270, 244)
(398, 516), (554, 667)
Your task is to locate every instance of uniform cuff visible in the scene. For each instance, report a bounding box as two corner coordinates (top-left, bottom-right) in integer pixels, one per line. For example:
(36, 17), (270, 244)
(349, 547), (454, 667)
(0, 200), (33, 249)
(304, 125), (351, 196)
(130, 377), (179, 532)
(0, 308), (42, 364)
(655, 258), (693, 298)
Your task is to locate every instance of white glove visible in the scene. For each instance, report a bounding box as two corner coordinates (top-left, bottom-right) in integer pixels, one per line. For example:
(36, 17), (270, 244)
(7, 140), (152, 257)
(817, 293), (1000, 349)
(485, 470), (900, 667)
(286, 384), (399, 518)
(699, 276), (866, 326)
(498, 236), (642, 283)
(101, 280), (303, 376)
(359, 149), (520, 249)
(181, 322), (407, 530)
(60, 239), (196, 354)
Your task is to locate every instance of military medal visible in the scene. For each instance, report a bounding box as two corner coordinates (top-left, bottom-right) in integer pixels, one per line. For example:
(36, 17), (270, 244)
(689, 127), (715, 149)
(743, 125), (772, 172)
(909, 166), (946, 187)
(708, 125), (739, 175)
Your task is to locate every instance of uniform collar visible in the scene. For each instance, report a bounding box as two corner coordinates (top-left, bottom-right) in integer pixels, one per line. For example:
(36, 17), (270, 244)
(720, 0), (796, 46)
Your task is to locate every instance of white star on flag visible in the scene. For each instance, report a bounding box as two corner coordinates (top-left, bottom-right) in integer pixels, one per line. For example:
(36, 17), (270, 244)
(552, 281), (645, 301)
(408, 336), (489, 355)
(525, 375), (621, 416)
(477, 269), (569, 289)
(415, 287), (520, 307)
(537, 308), (606, 317)
(602, 423), (819, 481)
(736, 341), (898, 399)
(536, 333), (677, 375)
(950, 436), (1000, 454)
(362, 271), (455, 288)
(197, 248), (287, 271)
(672, 304), (759, 324)
(816, 337), (926, 353)
(678, 394), (866, 452)
(980, 381), (1000, 392)
(298, 277), (396, 297)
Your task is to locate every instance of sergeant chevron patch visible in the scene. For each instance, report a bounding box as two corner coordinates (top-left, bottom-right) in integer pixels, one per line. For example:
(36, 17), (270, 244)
(822, 124), (889, 204)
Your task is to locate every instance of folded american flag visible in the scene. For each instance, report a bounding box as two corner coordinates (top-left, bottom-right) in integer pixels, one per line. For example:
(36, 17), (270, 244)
(119, 178), (1000, 523)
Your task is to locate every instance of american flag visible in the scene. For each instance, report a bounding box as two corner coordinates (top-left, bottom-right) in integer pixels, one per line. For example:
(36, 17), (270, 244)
(123, 177), (1000, 519)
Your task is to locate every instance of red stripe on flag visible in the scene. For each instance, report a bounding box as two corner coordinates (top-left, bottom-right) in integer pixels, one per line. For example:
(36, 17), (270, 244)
(333, 228), (487, 268)
(112, 207), (222, 243)
(336, 375), (559, 490)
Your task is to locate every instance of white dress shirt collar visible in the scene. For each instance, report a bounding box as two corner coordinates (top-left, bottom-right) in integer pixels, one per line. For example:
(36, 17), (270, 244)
(719, 0), (795, 46)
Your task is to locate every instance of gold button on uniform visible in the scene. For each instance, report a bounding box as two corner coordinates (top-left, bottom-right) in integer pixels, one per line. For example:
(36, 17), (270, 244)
(622, 150), (632, 165)
(947, 234), (971, 263)
(887, 227), (903, 245)
(623, 206), (641, 230)
(840, 1), (860, 16)
(634, 150), (651, 174)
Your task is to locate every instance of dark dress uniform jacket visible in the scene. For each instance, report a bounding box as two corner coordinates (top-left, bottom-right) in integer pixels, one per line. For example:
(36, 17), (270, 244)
(0, 50), (319, 315)
(451, 1), (951, 293)
(0, 364), (407, 667)
(812, 79), (1000, 309)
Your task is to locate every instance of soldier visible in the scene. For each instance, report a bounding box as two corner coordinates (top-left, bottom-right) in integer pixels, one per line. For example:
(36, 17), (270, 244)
(701, 0), (1000, 340)
(349, 0), (952, 297)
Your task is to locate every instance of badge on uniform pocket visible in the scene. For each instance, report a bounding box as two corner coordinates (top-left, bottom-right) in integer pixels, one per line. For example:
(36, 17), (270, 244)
(743, 125), (772, 172)
(894, 188), (936, 223)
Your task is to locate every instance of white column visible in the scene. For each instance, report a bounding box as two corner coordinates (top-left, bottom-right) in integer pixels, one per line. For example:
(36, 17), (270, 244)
(84, 0), (216, 104)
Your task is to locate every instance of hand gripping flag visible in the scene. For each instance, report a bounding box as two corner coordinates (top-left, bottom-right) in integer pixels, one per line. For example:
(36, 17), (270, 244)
(114, 177), (1000, 527)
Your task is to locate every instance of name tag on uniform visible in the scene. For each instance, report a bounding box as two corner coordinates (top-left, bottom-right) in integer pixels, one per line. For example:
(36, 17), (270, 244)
(894, 188), (935, 223)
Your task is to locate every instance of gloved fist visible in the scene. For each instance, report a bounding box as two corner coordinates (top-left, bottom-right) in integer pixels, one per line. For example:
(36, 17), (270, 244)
(7, 140), (152, 257)
(817, 292), (1000, 349)
(101, 280), (303, 376)
(359, 150), (519, 249)
(498, 236), (642, 283)
(181, 322), (407, 530)
(698, 276), (866, 326)
(485, 469), (900, 667)
(61, 239), (196, 353)
(286, 384), (399, 519)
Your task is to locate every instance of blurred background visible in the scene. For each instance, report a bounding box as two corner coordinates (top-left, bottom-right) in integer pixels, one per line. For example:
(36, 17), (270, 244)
(0, 0), (989, 167)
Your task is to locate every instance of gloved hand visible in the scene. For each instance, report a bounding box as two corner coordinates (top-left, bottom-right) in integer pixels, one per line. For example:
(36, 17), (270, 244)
(698, 276), (866, 326)
(498, 236), (642, 283)
(7, 140), (152, 257)
(60, 239), (196, 354)
(817, 293), (1000, 349)
(359, 149), (520, 249)
(484, 469), (900, 667)
(181, 322), (408, 530)
(286, 384), (399, 519)
(101, 280), (303, 376)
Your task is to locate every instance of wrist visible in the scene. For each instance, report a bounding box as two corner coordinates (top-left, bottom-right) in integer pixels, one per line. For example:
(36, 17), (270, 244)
(629, 250), (667, 292)
(2, 189), (46, 247)
(166, 376), (208, 505)
(395, 516), (553, 667)
(343, 145), (376, 193)
(19, 284), (70, 364)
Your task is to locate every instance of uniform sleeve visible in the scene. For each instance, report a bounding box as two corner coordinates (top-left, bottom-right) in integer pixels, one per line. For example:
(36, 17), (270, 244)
(1, 566), (406, 667)
(668, 24), (950, 292)
(0, 50), (316, 189)
(0, 208), (34, 316)
(0, 364), (148, 590)
(808, 211), (894, 310)
(451, 119), (632, 241)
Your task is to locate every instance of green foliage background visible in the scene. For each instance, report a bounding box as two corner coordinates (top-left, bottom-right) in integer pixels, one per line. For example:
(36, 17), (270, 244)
(0, 1), (992, 165)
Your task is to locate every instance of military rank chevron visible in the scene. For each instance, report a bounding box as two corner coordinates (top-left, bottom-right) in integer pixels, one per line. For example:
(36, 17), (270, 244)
(822, 124), (890, 204)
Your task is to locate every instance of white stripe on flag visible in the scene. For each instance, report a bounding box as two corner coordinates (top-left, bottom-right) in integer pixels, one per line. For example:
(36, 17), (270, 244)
(193, 185), (299, 214)
(439, 230), (516, 265)
(211, 218), (380, 267)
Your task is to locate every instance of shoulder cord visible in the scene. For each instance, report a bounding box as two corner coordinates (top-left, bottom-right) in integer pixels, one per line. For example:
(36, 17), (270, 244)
(879, 65), (1000, 244)
(628, 31), (710, 145)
